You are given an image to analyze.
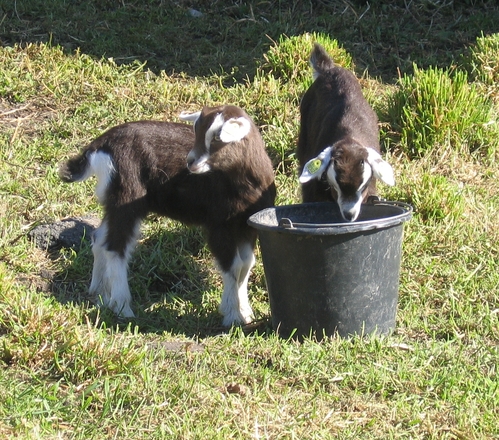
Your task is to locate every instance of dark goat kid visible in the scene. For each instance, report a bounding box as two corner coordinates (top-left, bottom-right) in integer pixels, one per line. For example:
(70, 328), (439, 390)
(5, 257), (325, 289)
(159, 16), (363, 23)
(59, 105), (276, 326)
(297, 43), (394, 221)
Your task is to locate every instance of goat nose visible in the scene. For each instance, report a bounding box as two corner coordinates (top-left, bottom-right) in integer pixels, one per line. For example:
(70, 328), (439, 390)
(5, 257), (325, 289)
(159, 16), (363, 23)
(342, 210), (356, 222)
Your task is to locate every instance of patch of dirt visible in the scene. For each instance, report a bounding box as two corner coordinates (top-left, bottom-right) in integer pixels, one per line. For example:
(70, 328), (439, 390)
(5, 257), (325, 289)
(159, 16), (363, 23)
(28, 215), (100, 251)
(0, 99), (58, 126)
(145, 340), (205, 353)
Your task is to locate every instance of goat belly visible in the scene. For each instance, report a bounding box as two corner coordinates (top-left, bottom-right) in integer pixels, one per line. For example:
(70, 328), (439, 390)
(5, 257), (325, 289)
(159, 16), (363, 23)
(146, 171), (231, 226)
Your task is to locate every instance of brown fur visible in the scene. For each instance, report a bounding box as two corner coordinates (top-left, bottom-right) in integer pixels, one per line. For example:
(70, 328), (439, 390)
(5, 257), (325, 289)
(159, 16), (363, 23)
(297, 43), (380, 205)
(59, 106), (276, 321)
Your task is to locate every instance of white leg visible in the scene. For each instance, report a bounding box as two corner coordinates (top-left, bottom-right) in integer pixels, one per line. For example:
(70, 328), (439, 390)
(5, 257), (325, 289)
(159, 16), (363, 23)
(236, 242), (255, 317)
(89, 219), (140, 318)
(89, 222), (111, 306)
(106, 221), (140, 318)
(219, 242), (255, 326)
(105, 251), (135, 318)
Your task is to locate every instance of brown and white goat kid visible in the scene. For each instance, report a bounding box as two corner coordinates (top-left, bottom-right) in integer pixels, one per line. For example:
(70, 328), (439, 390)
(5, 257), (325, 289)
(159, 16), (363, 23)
(297, 43), (394, 221)
(59, 105), (276, 326)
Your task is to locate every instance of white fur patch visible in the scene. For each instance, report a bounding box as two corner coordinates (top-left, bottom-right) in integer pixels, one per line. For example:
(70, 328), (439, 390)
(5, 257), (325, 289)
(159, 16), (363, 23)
(205, 113), (225, 150)
(89, 151), (115, 203)
(178, 110), (201, 123)
(89, 221), (109, 299)
(338, 196), (363, 222)
(105, 252), (134, 317)
(183, 111), (224, 174)
(326, 157), (372, 222)
(186, 150), (210, 174)
(89, 219), (140, 318)
(219, 117), (251, 143)
(361, 157), (374, 189)
(312, 61), (321, 82)
(219, 242), (255, 326)
(366, 147), (395, 186)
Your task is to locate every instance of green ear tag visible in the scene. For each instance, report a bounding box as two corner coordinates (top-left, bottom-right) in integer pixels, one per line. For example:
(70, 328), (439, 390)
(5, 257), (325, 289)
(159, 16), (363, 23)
(307, 159), (322, 174)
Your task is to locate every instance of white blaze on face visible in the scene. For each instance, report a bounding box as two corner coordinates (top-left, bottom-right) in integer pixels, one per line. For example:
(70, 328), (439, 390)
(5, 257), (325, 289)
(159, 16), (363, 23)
(184, 112), (224, 174)
(188, 113), (252, 174)
(204, 113), (225, 150)
(299, 145), (395, 222)
(180, 108), (252, 174)
(327, 156), (373, 222)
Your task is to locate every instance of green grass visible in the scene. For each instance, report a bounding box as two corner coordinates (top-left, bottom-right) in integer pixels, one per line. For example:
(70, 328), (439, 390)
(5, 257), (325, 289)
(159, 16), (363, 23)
(385, 64), (499, 158)
(261, 32), (353, 84)
(466, 31), (499, 86)
(1, 1), (499, 438)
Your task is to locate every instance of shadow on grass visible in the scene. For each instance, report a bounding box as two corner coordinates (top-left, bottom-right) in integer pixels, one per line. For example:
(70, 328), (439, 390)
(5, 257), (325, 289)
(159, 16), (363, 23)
(0, 0), (274, 81)
(40, 219), (272, 338)
(2, 0), (499, 82)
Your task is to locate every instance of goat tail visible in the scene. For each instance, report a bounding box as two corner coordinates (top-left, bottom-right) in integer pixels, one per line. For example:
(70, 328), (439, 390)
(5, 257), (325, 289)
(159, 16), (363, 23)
(59, 150), (94, 183)
(310, 43), (335, 77)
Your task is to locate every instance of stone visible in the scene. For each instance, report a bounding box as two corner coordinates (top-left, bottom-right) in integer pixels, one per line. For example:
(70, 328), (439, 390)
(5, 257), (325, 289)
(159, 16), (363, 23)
(29, 216), (100, 251)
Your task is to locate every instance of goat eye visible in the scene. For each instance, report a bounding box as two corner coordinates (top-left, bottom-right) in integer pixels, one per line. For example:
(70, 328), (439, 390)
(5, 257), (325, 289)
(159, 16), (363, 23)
(213, 131), (222, 142)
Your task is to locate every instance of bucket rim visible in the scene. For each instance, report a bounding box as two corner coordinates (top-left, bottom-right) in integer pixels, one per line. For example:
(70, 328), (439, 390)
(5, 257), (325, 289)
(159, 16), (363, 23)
(248, 200), (413, 235)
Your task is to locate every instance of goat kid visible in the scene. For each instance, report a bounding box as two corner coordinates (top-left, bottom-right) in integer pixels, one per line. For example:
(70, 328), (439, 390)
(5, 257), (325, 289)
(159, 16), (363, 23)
(297, 43), (394, 222)
(59, 105), (276, 326)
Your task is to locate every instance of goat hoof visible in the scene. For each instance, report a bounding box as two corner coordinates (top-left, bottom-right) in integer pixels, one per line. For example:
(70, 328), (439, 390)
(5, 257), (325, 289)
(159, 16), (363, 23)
(107, 302), (135, 319)
(222, 311), (253, 327)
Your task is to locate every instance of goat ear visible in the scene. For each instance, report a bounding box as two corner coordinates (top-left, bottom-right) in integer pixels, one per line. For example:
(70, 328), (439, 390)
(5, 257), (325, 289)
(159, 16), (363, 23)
(299, 146), (332, 183)
(219, 117), (251, 143)
(366, 147), (395, 186)
(179, 111), (201, 123)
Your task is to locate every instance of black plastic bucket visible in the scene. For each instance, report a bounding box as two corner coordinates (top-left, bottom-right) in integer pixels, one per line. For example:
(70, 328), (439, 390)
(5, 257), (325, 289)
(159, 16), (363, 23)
(248, 198), (412, 339)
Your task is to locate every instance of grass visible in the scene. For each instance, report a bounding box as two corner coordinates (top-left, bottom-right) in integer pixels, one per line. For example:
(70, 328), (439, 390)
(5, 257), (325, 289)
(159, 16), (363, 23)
(1, 1), (499, 438)
(467, 31), (499, 86)
(261, 32), (354, 84)
(385, 64), (499, 158)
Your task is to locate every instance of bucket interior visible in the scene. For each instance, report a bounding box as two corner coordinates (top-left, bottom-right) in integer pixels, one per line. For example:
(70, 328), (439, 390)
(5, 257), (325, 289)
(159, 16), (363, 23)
(248, 200), (412, 235)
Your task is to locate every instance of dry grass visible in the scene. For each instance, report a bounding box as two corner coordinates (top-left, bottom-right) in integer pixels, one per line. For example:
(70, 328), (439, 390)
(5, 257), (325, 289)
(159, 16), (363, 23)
(1, 1), (499, 438)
